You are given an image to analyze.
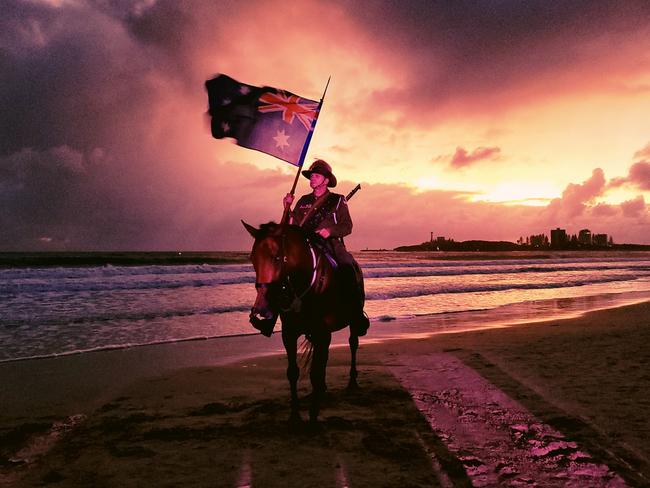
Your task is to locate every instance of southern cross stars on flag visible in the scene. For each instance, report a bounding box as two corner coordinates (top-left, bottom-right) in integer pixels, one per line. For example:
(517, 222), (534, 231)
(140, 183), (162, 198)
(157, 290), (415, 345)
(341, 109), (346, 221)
(205, 74), (320, 166)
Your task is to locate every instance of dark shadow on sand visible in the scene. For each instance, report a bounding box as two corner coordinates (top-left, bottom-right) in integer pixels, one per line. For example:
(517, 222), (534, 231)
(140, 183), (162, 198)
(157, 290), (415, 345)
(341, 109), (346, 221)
(5, 362), (471, 487)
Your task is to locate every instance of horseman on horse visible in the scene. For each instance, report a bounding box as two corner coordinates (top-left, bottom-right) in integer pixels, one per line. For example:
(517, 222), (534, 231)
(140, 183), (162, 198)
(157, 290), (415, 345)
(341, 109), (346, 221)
(208, 74), (369, 421)
(243, 160), (370, 421)
(283, 159), (370, 337)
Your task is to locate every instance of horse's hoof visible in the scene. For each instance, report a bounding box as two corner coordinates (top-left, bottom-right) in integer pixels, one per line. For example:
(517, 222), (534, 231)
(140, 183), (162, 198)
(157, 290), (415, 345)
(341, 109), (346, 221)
(308, 409), (320, 424)
(249, 315), (277, 337)
(307, 419), (325, 433)
(346, 380), (359, 391)
(288, 415), (303, 432)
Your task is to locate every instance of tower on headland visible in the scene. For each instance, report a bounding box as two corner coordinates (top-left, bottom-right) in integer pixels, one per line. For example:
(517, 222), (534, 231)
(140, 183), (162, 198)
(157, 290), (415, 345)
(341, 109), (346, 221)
(550, 228), (567, 248)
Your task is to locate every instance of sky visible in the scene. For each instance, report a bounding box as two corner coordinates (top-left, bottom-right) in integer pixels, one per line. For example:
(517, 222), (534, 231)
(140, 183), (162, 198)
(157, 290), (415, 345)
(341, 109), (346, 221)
(1, 0), (650, 251)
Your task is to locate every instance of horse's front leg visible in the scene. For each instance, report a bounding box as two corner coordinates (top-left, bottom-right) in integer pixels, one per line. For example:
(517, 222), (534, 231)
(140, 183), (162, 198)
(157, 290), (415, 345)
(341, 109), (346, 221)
(282, 330), (300, 422)
(309, 331), (332, 423)
(347, 332), (359, 390)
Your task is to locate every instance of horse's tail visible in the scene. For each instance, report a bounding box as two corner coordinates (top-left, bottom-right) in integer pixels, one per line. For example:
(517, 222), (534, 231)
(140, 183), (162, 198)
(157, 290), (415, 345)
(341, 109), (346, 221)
(298, 335), (314, 375)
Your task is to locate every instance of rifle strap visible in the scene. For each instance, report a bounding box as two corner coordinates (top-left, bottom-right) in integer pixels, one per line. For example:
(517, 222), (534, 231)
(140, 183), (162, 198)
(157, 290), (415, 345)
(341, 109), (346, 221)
(298, 192), (335, 228)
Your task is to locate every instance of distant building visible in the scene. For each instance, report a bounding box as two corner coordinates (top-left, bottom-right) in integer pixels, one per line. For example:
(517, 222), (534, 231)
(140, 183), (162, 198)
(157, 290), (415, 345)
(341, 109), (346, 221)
(550, 228), (567, 247)
(593, 234), (608, 246)
(436, 236), (445, 244)
(578, 229), (592, 245)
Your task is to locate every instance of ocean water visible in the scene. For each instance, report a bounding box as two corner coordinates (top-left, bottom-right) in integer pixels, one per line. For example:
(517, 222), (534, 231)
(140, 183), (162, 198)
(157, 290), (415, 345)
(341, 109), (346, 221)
(1, 251), (650, 362)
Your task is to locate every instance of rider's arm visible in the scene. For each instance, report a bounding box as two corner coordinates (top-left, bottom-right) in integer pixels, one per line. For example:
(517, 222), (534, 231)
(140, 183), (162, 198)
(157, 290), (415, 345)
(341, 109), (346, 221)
(324, 196), (352, 239)
(290, 195), (310, 226)
(283, 193), (294, 208)
(283, 193), (294, 224)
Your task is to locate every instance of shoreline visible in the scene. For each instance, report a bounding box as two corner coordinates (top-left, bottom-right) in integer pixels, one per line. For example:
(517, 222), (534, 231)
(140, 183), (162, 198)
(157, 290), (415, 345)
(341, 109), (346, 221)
(2, 300), (649, 486)
(0, 251), (251, 268)
(3, 288), (650, 366)
(0, 295), (648, 414)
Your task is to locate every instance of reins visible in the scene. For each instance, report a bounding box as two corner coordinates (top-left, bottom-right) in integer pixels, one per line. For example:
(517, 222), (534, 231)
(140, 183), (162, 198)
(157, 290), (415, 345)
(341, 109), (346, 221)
(280, 237), (319, 312)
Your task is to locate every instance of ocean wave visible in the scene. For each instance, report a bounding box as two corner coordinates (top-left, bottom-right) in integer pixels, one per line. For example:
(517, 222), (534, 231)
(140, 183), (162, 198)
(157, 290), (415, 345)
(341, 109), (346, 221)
(364, 264), (650, 279)
(2, 263), (649, 295)
(0, 263), (253, 280)
(359, 257), (650, 269)
(3, 257), (650, 282)
(0, 274), (256, 294)
(3, 275), (643, 326)
(0, 252), (250, 269)
(365, 274), (646, 300)
(5, 289), (650, 364)
(0, 304), (251, 328)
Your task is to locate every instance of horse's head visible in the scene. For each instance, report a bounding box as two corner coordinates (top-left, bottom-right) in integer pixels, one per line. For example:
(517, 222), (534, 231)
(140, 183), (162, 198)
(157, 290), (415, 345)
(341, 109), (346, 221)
(243, 220), (301, 336)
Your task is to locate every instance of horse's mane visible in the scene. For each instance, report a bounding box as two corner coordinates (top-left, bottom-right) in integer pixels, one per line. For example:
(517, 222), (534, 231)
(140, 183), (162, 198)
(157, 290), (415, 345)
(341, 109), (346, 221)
(257, 221), (308, 239)
(258, 221), (281, 236)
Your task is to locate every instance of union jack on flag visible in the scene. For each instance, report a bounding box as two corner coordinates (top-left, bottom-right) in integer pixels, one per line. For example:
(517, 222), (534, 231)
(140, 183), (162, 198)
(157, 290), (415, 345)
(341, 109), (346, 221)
(205, 74), (321, 165)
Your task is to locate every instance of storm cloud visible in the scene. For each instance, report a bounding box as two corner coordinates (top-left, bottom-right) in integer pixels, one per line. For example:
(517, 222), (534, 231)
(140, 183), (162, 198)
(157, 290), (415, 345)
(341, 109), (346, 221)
(343, 0), (650, 125)
(0, 0), (236, 250)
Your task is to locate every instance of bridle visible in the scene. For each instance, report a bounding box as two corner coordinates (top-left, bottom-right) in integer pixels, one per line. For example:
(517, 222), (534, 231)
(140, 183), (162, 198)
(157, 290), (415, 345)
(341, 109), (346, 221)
(254, 228), (320, 313)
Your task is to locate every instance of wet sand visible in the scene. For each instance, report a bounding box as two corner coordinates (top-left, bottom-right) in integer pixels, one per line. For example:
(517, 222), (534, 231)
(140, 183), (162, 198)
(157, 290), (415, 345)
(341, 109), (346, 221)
(2, 301), (650, 486)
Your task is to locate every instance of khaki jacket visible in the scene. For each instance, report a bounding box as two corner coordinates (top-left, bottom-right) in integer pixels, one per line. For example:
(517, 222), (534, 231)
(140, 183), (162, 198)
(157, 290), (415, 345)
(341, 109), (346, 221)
(290, 191), (352, 239)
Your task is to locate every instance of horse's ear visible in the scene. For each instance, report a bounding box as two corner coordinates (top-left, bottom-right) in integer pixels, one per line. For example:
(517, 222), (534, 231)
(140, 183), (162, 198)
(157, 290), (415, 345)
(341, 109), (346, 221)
(241, 220), (259, 239)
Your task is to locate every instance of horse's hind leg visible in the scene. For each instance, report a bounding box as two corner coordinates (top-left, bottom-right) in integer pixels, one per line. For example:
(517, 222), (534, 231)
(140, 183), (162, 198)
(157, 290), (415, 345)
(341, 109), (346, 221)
(309, 332), (331, 423)
(347, 332), (359, 390)
(282, 331), (300, 422)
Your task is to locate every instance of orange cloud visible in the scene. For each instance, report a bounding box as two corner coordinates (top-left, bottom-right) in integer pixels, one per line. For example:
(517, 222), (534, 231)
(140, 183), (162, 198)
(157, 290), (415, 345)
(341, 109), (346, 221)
(621, 195), (647, 218)
(633, 142), (650, 160)
(609, 161), (650, 191)
(591, 202), (617, 217)
(546, 168), (606, 218)
(628, 162), (650, 191)
(450, 146), (501, 169)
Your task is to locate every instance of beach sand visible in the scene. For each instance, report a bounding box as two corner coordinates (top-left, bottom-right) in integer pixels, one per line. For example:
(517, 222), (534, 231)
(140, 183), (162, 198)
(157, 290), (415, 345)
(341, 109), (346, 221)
(2, 302), (650, 486)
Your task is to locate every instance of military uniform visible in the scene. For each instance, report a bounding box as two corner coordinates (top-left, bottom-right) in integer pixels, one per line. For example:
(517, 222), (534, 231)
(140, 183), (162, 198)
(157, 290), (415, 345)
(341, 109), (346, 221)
(290, 191), (355, 267)
(288, 159), (369, 335)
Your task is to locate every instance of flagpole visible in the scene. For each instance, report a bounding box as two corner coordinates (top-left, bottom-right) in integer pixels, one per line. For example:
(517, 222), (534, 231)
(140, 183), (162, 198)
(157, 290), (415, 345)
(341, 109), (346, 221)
(281, 76), (331, 224)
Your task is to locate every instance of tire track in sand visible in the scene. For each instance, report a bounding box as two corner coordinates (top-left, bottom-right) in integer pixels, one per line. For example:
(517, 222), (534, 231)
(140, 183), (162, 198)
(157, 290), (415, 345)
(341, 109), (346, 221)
(388, 353), (628, 487)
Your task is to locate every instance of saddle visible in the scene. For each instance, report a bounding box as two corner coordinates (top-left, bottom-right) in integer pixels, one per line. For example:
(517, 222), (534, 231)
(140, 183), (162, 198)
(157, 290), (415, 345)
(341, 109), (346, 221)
(307, 233), (364, 315)
(306, 234), (339, 269)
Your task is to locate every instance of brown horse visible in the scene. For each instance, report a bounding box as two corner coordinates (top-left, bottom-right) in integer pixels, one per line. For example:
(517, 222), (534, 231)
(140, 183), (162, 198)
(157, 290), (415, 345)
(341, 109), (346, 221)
(242, 221), (362, 422)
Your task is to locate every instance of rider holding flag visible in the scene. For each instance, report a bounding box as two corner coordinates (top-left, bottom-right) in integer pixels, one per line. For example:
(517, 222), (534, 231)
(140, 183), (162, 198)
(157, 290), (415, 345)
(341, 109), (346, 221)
(283, 159), (370, 336)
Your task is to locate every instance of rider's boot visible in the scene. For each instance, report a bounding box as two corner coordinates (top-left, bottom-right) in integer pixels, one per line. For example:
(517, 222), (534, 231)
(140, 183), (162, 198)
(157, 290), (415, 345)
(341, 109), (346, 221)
(340, 265), (370, 336)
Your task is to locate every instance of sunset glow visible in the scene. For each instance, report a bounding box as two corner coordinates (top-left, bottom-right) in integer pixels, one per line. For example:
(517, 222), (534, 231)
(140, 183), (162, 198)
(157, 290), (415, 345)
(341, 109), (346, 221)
(2, 0), (649, 250)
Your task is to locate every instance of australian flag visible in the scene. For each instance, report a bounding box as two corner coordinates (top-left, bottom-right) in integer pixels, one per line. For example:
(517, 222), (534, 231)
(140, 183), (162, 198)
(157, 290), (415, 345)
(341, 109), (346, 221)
(205, 74), (320, 166)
